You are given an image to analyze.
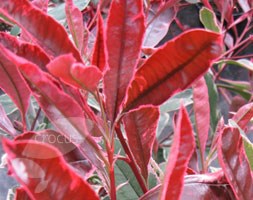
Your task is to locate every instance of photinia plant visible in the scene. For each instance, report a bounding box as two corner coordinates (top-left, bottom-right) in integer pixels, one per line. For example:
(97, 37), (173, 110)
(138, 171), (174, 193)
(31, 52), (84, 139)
(0, 0), (252, 199)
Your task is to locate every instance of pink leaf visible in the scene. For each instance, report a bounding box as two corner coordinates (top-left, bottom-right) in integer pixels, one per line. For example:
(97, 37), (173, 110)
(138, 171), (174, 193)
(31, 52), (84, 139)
(0, 44), (30, 127)
(123, 29), (222, 112)
(0, 0), (82, 61)
(91, 11), (106, 72)
(218, 127), (253, 199)
(160, 105), (195, 200)
(47, 54), (102, 92)
(104, 0), (145, 121)
(65, 0), (85, 52)
(232, 102), (253, 130)
(193, 77), (210, 167)
(0, 103), (16, 136)
(0, 32), (50, 71)
(123, 106), (159, 182)
(3, 139), (99, 200)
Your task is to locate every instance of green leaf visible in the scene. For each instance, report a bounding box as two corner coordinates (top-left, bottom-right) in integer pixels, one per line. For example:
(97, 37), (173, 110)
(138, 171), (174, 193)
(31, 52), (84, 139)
(204, 73), (219, 133)
(10, 25), (20, 36)
(217, 59), (253, 71)
(160, 89), (193, 113)
(115, 160), (143, 199)
(0, 94), (18, 115)
(217, 83), (251, 100)
(243, 139), (253, 170)
(200, 7), (220, 33)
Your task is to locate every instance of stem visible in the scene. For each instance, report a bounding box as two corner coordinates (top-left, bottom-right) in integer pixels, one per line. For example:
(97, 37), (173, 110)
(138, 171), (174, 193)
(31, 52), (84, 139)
(30, 108), (41, 131)
(95, 89), (117, 199)
(105, 140), (117, 200)
(115, 125), (148, 193)
(150, 157), (164, 182)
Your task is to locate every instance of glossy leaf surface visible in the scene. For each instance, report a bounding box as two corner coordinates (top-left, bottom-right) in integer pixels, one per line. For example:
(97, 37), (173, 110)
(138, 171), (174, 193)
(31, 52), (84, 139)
(0, 44), (30, 126)
(0, 0), (82, 61)
(143, 3), (176, 48)
(232, 102), (253, 130)
(140, 173), (235, 200)
(123, 106), (159, 181)
(124, 29), (222, 112)
(3, 139), (99, 200)
(104, 0), (145, 121)
(193, 77), (210, 166)
(160, 105), (195, 200)
(0, 32), (50, 71)
(91, 11), (106, 72)
(2, 52), (104, 170)
(218, 127), (253, 199)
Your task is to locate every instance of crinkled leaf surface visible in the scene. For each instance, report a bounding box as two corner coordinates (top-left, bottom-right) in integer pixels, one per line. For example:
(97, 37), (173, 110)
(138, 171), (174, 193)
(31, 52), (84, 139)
(123, 106), (159, 182)
(0, 0), (82, 61)
(47, 54), (102, 92)
(160, 105), (195, 200)
(124, 29), (222, 112)
(218, 127), (253, 200)
(104, 0), (145, 121)
(2, 139), (99, 200)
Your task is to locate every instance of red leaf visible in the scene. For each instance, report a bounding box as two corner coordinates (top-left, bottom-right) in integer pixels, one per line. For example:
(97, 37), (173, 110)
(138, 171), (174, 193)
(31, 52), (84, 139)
(104, 0), (145, 121)
(3, 139), (99, 200)
(65, 0), (85, 52)
(15, 131), (94, 178)
(0, 0), (82, 61)
(160, 105), (195, 200)
(232, 102), (253, 130)
(0, 32), (50, 71)
(123, 29), (222, 112)
(0, 103), (16, 136)
(91, 11), (106, 72)
(140, 173), (235, 200)
(47, 54), (102, 92)
(218, 127), (253, 199)
(143, 3), (176, 48)
(123, 106), (159, 181)
(0, 44), (30, 127)
(1, 49), (104, 170)
(15, 187), (31, 200)
(193, 77), (210, 168)
(70, 63), (102, 92)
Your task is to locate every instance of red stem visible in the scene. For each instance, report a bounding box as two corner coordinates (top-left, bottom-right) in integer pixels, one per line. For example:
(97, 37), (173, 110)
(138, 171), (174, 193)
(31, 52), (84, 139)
(105, 141), (117, 200)
(115, 125), (148, 194)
